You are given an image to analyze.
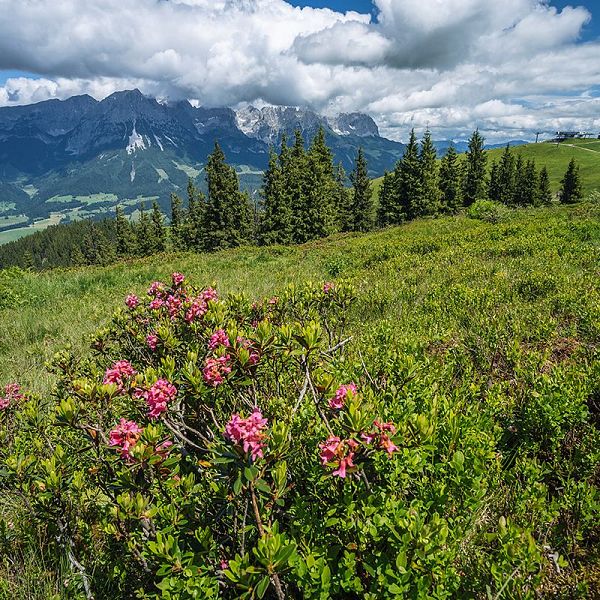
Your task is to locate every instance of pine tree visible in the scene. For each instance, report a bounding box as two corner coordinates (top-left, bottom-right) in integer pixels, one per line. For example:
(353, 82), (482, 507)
(497, 145), (515, 205)
(397, 129), (421, 220)
(537, 166), (553, 205)
(258, 147), (293, 245)
(512, 154), (526, 206)
(135, 204), (154, 256)
(488, 161), (501, 202)
(150, 201), (166, 253)
(349, 147), (373, 232)
(203, 142), (253, 251)
(114, 205), (133, 257)
(438, 145), (463, 213)
(376, 170), (398, 227)
(170, 193), (184, 251)
(183, 179), (206, 250)
(286, 130), (308, 243)
(463, 129), (487, 206)
(559, 158), (583, 204)
(333, 163), (352, 232)
(523, 159), (539, 206)
(416, 129), (441, 217)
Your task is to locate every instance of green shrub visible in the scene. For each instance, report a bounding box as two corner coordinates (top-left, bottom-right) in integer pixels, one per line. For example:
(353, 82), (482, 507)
(467, 199), (510, 223)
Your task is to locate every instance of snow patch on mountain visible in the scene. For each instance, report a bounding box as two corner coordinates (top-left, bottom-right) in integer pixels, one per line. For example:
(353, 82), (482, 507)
(126, 123), (146, 154)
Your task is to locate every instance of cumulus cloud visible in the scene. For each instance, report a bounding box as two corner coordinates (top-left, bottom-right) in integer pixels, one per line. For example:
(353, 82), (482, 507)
(0, 0), (599, 141)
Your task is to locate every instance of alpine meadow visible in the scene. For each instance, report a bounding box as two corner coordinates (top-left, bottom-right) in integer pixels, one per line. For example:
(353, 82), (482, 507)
(1, 1), (600, 599)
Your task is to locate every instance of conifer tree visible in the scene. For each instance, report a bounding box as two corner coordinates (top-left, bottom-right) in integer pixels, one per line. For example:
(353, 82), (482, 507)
(559, 158), (583, 204)
(170, 193), (184, 251)
(183, 179), (206, 250)
(349, 147), (373, 232)
(376, 170), (398, 227)
(497, 145), (515, 205)
(523, 159), (539, 206)
(537, 166), (553, 205)
(150, 200), (167, 253)
(512, 154), (526, 206)
(463, 129), (487, 206)
(396, 129), (421, 220)
(438, 145), (463, 213)
(115, 205), (133, 257)
(286, 130), (308, 242)
(416, 129), (441, 216)
(258, 147), (293, 245)
(203, 142), (253, 251)
(334, 163), (352, 232)
(488, 161), (501, 203)
(135, 203), (154, 256)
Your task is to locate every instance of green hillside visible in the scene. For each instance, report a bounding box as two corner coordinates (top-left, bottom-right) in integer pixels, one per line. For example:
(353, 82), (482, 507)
(372, 138), (600, 200)
(1, 202), (599, 597)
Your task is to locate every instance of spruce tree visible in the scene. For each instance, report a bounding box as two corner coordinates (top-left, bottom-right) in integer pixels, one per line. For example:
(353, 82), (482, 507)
(115, 205), (133, 257)
(559, 158), (583, 204)
(463, 129), (487, 206)
(135, 204), (154, 256)
(376, 170), (398, 227)
(334, 163), (352, 232)
(512, 154), (526, 206)
(438, 145), (463, 213)
(203, 142), (253, 251)
(416, 129), (441, 217)
(150, 201), (167, 253)
(170, 193), (184, 251)
(537, 166), (553, 205)
(286, 129), (308, 243)
(497, 145), (515, 205)
(183, 179), (206, 251)
(523, 159), (539, 206)
(258, 147), (293, 245)
(397, 129), (421, 220)
(349, 147), (373, 232)
(488, 161), (501, 203)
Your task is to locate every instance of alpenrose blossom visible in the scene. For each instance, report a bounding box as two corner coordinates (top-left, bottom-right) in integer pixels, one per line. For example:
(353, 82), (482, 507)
(208, 329), (230, 350)
(323, 282), (335, 293)
(203, 355), (232, 387)
(236, 336), (260, 366)
(103, 360), (137, 391)
(0, 383), (24, 410)
(224, 409), (268, 461)
(318, 436), (357, 479)
(148, 281), (165, 297)
(146, 333), (159, 351)
(361, 420), (399, 456)
(109, 418), (143, 460)
(139, 379), (177, 419)
(125, 294), (139, 309)
(172, 272), (185, 286)
(329, 383), (357, 410)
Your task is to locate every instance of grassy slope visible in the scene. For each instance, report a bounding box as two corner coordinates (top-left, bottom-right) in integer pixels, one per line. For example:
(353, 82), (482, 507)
(2, 202), (599, 396)
(371, 138), (600, 199)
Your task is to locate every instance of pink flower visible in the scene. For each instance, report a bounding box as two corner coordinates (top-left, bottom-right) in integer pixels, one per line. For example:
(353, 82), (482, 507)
(0, 383), (21, 411)
(268, 296), (278, 305)
(148, 281), (165, 297)
(125, 294), (139, 309)
(379, 434), (398, 457)
(224, 409), (268, 461)
(171, 272), (185, 286)
(323, 282), (335, 293)
(146, 333), (158, 351)
(332, 452), (355, 478)
(149, 297), (164, 311)
(109, 418), (143, 460)
(201, 287), (218, 303)
(318, 436), (342, 464)
(374, 420), (396, 434)
(360, 431), (376, 444)
(203, 355), (232, 387)
(236, 336), (260, 366)
(141, 379), (177, 419)
(220, 560), (229, 571)
(328, 383), (357, 410)
(166, 294), (182, 319)
(208, 329), (230, 350)
(185, 298), (208, 323)
(103, 360), (137, 391)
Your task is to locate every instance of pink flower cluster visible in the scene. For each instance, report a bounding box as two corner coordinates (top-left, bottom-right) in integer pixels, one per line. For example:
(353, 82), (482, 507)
(319, 420), (399, 478)
(172, 272), (185, 286)
(236, 336), (260, 366)
(208, 329), (230, 350)
(323, 282), (335, 294)
(0, 383), (24, 411)
(224, 409), (268, 461)
(203, 356), (232, 387)
(125, 294), (139, 309)
(146, 333), (159, 351)
(329, 383), (357, 410)
(109, 418), (143, 460)
(148, 281), (165, 297)
(103, 360), (137, 392)
(139, 379), (177, 419)
(185, 288), (219, 323)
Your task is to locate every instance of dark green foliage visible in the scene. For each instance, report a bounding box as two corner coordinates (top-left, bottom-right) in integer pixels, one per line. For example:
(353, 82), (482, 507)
(560, 158), (584, 204)
(523, 159), (539, 206)
(438, 145), (463, 213)
(150, 201), (167, 253)
(169, 193), (185, 251)
(182, 179), (207, 251)
(349, 147), (373, 232)
(497, 145), (516, 205)
(463, 129), (487, 206)
(203, 142), (254, 251)
(333, 163), (352, 232)
(513, 154), (527, 206)
(396, 129), (422, 220)
(416, 129), (441, 217)
(135, 204), (154, 257)
(488, 161), (501, 203)
(538, 166), (553, 205)
(376, 170), (399, 226)
(114, 205), (134, 257)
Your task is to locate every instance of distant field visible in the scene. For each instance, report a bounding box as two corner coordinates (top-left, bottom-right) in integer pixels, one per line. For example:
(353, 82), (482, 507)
(0, 213), (64, 245)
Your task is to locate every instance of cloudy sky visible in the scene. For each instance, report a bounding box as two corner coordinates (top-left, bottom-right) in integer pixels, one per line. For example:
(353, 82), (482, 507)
(0, 0), (599, 142)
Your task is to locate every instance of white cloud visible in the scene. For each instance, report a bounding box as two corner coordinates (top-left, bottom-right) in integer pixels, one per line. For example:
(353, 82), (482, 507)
(0, 0), (599, 141)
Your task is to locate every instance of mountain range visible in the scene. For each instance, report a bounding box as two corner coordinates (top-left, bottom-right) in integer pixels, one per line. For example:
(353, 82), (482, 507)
(0, 89), (527, 241)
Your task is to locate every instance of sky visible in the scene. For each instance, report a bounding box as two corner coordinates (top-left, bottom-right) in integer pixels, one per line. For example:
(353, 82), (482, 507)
(0, 0), (599, 143)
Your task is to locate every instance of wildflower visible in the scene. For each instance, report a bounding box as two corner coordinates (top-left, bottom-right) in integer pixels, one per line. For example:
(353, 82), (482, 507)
(201, 287), (218, 303)
(125, 294), (139, 309)
(224, 409), (268, 461)
(185, 298), (208, 323)
(166, 294), (182, 319)
(141, 379), (177, 419)
(203, 355), (232, 387)
(323, 282), (335, 293)
(146, 333), (158, 351)
(109, 418), (143, 460)
(103, 360), (137, 392)
(318, 436), (342, 464)
(0, 383), (23, 410)
(360, 431), (376, 444)
(374, 420), (396, 434)
(208, 329), (230, 350)
(379, 434), (398, 457)
(171, 272), (185, 286)
(268, 296), (278, 305)
(148, 281), (165, 297)
(220, 560), (229, 571)
(332, 452), (355, 478)
(328, 383), (357, 410)
(236, 336), (260, 366)
(149, 297), (164, 311)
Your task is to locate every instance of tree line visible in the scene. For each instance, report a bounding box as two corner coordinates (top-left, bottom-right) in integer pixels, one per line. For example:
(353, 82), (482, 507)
(0, 127), (585, 270)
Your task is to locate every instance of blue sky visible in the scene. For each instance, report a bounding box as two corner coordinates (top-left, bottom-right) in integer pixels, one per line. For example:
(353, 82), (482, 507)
(1, 0), (599, 141)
